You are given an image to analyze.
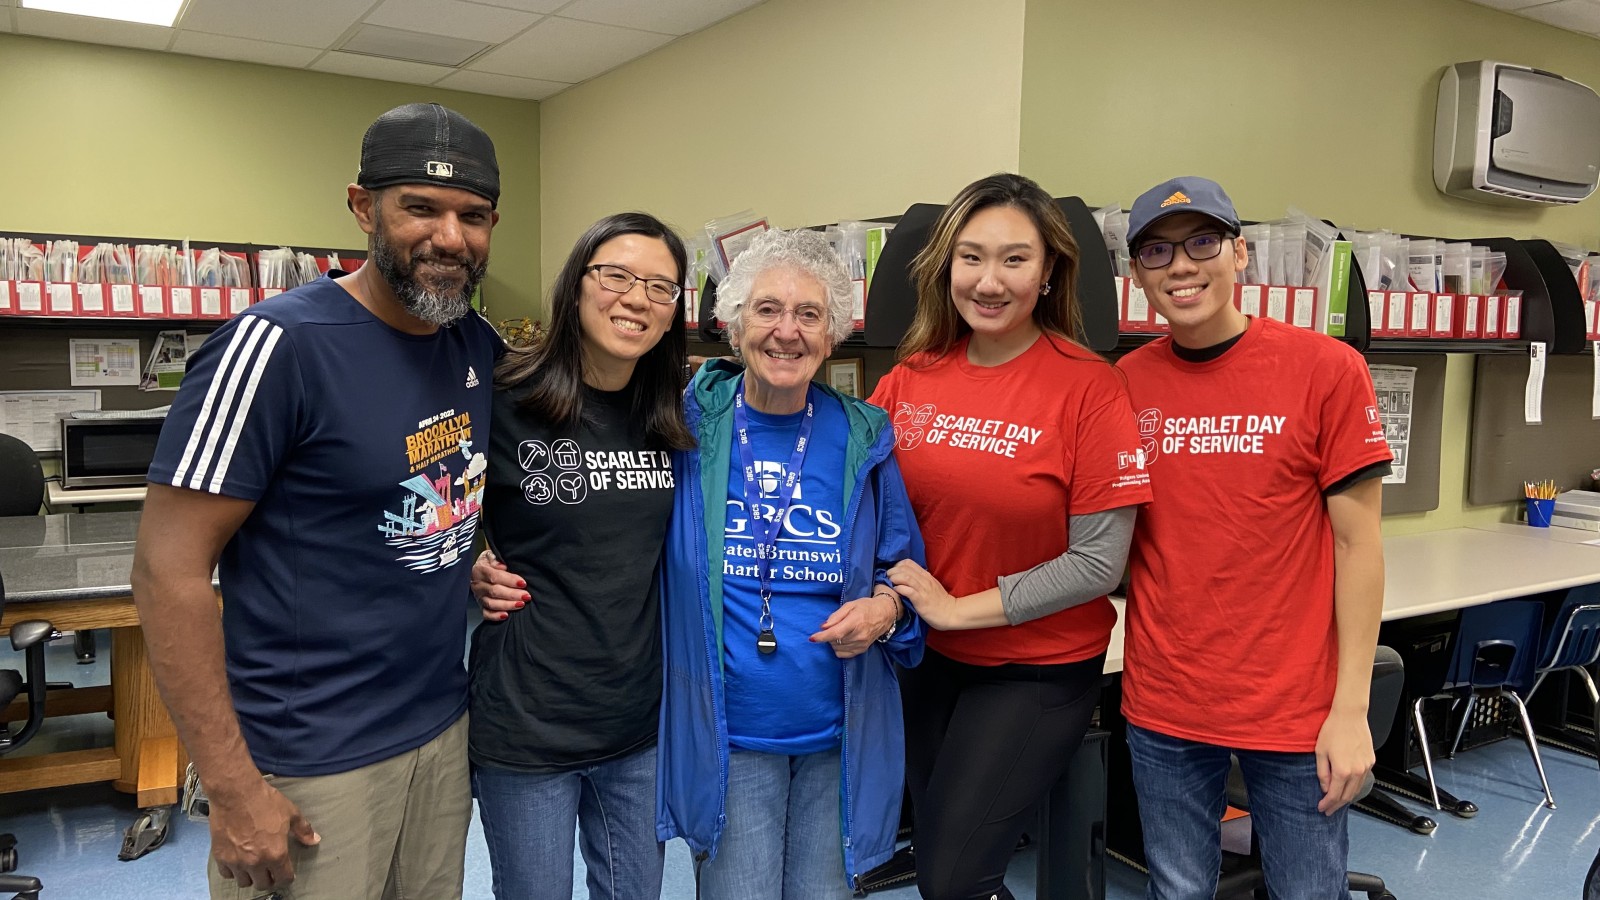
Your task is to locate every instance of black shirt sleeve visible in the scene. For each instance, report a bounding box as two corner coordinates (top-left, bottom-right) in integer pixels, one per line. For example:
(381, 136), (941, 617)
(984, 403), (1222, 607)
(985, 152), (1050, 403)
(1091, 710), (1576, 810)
(1324, 460), (1392, 496)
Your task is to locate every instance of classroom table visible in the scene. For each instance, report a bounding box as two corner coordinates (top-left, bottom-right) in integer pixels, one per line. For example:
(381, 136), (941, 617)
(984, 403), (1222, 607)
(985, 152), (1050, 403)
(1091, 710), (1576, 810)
(0, 511), (188, 815)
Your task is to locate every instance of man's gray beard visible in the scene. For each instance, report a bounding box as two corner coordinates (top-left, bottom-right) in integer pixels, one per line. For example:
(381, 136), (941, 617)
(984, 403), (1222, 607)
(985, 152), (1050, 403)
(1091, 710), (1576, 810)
(371, 228), (487, 327)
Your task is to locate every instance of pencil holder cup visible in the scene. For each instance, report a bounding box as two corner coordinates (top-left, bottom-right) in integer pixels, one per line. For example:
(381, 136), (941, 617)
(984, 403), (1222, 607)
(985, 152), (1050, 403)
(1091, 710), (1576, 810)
(1526, 497), (1555, 527)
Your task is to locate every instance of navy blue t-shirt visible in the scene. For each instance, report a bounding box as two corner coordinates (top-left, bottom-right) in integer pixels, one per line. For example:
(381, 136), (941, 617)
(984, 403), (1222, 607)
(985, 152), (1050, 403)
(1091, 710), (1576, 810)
(721, 393), (849, 755)
(147, 274), (501, 776)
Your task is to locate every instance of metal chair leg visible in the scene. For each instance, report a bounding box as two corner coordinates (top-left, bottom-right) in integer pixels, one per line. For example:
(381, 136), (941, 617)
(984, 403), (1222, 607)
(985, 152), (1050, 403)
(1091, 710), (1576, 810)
(1504, 689), (1557, 809)
(1575, 667), (1600, 774)
(1413, 697), (1442, 810)
(1448, 693), (1478, 758)
(1526, 669), (1550, 705)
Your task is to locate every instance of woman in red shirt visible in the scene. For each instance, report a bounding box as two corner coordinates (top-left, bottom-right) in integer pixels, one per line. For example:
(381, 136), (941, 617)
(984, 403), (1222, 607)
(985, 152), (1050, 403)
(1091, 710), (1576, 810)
(872, 173), (1152, 900)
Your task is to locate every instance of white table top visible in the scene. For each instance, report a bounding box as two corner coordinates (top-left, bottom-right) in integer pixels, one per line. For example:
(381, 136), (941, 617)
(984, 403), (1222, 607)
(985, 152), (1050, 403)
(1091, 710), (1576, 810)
(1379, 528), (1600, 619)
(44, 481), (147, 509)
(1102, 527), (1600, 674)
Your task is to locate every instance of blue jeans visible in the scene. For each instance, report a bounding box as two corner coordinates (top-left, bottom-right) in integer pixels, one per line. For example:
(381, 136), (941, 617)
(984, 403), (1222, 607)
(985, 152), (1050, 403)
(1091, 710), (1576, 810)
(472, 745), (664, 900)
(1127, 724), (1351, 900)
(697, 746), (854, 900)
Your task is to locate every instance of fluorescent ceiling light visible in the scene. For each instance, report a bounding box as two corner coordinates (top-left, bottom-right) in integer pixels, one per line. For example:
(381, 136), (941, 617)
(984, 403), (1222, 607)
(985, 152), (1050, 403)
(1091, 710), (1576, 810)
(21, 0), (185, 27)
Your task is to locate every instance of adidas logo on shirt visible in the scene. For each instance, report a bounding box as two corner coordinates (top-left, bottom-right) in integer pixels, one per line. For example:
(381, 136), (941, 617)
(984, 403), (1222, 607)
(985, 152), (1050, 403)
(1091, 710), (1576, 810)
(465, 366), (480, 389)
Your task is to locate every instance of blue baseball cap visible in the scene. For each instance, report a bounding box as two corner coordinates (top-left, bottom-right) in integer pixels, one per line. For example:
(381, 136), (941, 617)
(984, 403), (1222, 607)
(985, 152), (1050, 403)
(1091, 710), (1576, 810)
(1127, 176), (1241, 248)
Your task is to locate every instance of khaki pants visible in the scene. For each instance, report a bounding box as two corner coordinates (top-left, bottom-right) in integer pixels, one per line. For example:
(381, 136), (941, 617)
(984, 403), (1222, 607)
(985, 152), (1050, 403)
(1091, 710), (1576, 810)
(208, 714), (471, 900)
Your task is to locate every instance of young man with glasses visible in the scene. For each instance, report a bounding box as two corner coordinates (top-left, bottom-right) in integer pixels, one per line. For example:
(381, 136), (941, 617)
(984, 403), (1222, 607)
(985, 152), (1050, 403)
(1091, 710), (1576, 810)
(1116, 176), (1390, 899)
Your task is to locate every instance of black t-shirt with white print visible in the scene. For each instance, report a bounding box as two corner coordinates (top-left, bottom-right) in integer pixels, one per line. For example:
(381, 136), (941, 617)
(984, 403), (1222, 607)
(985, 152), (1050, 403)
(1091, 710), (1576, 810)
(469, 382), (675, 772)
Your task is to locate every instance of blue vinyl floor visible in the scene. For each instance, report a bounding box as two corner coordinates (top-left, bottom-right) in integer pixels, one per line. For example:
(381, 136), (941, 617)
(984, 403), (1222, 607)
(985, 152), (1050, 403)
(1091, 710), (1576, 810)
(3, 632), (1596, 899)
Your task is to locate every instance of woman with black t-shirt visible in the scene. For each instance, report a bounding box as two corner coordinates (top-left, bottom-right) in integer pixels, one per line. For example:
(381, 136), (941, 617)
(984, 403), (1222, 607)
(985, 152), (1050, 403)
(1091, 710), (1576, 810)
(466, 212), (694, 900)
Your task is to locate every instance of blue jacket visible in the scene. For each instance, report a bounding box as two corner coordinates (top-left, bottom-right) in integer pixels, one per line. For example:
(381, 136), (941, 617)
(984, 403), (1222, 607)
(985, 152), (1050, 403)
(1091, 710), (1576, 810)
(656, 359), (926, 890)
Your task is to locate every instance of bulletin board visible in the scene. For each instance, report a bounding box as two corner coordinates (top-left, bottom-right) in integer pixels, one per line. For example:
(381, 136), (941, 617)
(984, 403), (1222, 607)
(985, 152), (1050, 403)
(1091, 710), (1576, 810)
(1469, 352), (1600, 504)
(1368, 354), (1446, 515)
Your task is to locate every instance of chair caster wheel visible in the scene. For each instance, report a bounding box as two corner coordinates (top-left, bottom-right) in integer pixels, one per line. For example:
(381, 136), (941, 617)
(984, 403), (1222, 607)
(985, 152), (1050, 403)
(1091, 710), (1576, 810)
(0, 845), (16, 873)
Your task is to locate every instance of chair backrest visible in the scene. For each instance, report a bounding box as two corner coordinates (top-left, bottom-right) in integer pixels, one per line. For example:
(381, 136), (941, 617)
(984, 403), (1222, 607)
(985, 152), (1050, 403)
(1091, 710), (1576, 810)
(1539, 583), (1600, 671)
(1445, 599), (1544, 693)
(0, 433), (44, 517)
(1369, 645), (1405, 747)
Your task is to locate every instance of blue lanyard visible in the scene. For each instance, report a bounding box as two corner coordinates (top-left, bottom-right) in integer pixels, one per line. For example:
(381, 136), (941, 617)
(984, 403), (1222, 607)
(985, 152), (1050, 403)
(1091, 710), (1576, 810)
(733, 381), (815, 650)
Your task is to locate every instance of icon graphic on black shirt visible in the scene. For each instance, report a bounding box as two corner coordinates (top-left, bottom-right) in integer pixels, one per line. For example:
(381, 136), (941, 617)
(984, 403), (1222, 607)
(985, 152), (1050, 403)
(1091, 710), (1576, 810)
(522, 472), (555, 505)
(553, 439), (581, 470)
(555, 471), (587, 504)
(519, 440), (551, 472)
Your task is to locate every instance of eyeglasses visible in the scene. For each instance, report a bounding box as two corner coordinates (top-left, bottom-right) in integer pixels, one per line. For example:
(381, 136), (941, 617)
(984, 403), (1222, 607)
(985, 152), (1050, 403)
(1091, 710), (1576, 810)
(746, 299), (828, 331)
(1133, 232), (1230, 270)
(587, 264), (682, 305)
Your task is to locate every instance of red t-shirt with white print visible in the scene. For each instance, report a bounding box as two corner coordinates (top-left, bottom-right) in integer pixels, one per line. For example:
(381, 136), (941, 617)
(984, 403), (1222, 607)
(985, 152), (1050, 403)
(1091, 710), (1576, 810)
(1117, 317), (1392, 751)
(870, 333), (1152, 666)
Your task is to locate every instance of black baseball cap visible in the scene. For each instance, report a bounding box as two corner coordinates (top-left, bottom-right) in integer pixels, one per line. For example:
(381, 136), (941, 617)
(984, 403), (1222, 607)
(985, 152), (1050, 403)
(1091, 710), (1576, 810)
(1127, 176), (1240, 248)
(357, 103), (500, 207)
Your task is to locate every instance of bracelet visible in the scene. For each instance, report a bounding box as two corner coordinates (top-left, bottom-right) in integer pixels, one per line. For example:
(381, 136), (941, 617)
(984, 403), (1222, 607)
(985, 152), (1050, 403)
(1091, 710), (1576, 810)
(874, 589), (901, 642)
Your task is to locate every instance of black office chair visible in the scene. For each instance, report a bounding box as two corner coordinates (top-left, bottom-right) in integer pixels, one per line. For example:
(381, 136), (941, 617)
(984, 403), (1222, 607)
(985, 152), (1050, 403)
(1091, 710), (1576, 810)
(0, 434), (91, 667)
(0, 435), (43, 518)
(1219, 647), (1403, 900)
(1, 568), (58, 899)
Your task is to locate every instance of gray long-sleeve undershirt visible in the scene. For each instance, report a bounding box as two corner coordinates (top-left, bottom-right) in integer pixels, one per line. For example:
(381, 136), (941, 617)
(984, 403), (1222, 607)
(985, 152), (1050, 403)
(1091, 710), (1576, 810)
(997, 505), (1137, 626)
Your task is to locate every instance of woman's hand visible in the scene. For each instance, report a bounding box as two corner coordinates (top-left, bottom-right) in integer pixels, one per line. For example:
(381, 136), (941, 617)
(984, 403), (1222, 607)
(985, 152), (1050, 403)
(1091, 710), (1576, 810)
(888, 560), (961, 630)
(472, 550), (529, 622)
(810, 591), (900, 659)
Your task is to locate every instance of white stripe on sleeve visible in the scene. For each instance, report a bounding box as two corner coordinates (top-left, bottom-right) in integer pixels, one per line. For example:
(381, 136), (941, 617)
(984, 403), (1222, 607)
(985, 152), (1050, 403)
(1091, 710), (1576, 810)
(208, 325), (286, 493)
(170, 317), (274, 489)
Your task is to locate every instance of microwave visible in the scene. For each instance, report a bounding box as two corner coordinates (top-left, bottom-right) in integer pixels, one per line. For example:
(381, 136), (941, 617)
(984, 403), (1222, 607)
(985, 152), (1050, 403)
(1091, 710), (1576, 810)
(59, 414), (166, 490)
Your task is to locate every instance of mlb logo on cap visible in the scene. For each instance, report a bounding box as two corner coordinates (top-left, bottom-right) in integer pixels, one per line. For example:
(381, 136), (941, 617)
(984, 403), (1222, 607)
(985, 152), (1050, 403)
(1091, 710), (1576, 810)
(427, 161), (454, 178)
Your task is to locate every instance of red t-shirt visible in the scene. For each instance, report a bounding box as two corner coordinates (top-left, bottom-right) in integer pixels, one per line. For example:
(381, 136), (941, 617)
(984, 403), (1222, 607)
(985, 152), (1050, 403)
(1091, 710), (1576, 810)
(870, 333), (1152, 666)
(1117, 317), (1392, 751)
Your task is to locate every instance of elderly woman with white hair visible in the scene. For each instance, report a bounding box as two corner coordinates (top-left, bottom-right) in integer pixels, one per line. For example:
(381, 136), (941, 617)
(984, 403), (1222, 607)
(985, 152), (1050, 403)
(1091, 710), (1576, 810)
(655, 227), (927, 899)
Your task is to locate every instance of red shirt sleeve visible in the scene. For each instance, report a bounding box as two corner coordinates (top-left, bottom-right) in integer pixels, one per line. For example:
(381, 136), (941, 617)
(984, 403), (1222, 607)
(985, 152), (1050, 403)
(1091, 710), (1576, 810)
(1315, 347), (1394, 489)
(1067, 370), (1153, 515)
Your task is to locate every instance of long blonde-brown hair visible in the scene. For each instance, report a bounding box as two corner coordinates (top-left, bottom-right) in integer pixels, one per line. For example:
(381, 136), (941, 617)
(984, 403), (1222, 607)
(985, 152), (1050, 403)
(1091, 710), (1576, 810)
(899, 173), (1085, 362)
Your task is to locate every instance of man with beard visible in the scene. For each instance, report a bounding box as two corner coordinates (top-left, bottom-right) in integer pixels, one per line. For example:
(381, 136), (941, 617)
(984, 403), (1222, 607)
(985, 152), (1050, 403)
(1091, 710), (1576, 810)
(132, 103), (504, 900)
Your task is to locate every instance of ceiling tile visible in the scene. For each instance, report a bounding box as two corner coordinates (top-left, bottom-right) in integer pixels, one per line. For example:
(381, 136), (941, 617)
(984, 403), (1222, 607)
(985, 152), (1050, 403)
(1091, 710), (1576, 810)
(434, 69), (568, 100)
(170, 30), (322, 67)
(557, 0), (762, 36)
(1518, 0), (1600, 32)
(15, 9), (170, 49)
(177, 0), (372, 48)
(364, 0), (540, 44)
(341, 23), (490, 67)
(470, 16), (671, 82)
(310, 50), (456, 86)
(458, 0), (566, 12)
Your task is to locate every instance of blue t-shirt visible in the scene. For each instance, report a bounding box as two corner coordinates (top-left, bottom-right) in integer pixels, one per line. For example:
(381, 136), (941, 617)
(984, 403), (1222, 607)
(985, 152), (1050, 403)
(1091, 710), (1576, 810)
(147, 274), (501, 777)
(721, 392), (849, 755)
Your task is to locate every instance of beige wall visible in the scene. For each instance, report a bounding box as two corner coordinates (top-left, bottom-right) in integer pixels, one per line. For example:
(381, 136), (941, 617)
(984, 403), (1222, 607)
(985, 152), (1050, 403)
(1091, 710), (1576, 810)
(538, 0), (1026, 292)
(0, 34), (542, 317)
(1020, 0), (1600, 534)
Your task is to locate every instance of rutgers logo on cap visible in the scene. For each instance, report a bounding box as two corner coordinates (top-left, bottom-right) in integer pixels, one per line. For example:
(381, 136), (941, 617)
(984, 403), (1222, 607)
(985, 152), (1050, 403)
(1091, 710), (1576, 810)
(427, 161), (454, 178)
(1159, 191), (1191, 208)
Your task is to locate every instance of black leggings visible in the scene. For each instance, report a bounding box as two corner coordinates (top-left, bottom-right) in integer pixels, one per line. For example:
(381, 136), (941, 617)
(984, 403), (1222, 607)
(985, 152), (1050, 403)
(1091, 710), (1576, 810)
(900, 648), (1104, 900)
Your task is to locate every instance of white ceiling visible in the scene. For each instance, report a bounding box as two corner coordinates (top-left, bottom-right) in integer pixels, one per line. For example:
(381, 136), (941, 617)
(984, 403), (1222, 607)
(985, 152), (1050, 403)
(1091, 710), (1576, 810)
(0, 0), (767, 100)
(1467, 0), (1600, 37)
